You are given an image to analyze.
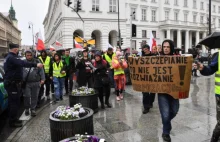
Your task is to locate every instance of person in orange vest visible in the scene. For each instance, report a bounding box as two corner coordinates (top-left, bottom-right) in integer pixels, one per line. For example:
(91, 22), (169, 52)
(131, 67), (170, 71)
(112, 51), (128, 101)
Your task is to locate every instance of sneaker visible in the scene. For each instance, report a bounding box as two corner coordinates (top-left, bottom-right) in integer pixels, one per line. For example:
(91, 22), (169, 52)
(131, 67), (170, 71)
(119, 94), (123, 100)
(142, 108), (149, 114)
(162, 134), (171, 142)
(116, 96), (120, 101)
(25, 109), (29, 116)
(31, 110), (36, 117)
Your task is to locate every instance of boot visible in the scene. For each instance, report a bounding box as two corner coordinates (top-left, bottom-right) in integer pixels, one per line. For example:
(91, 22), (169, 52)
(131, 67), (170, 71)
(9, 120), (23, 128)
(105, 92), (112, 108)
(31, 110), (37, 117)
(25, 109), (29, 116)
(162, 134), (171, 142)
(101, 103), (105, 109)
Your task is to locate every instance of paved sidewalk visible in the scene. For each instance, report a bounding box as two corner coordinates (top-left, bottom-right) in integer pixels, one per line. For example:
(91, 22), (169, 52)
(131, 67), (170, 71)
(5, 75), (217, 142)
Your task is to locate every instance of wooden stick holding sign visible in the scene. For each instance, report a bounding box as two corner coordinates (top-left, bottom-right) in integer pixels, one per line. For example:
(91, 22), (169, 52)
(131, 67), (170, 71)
(128, 55), (193, 99)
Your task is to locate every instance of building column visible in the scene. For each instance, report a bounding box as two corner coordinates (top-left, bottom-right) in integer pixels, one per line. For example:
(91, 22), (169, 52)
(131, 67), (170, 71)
(196, 31), (200, 46)
(189, 31), (192, 48)
(170, 30), (174, 41)
(167, 29), (171, 39)
(101, 35), (109, 50)
(185, 30), (189, 52)
(160, 30), (164, 43)
(177, 29), (182, 48)
(202, 32), (207, 52)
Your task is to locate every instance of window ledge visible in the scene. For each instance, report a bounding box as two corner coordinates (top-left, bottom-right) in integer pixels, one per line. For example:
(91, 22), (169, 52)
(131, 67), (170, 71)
(107, 12), (118, 14)
(151, 21), (158, 23)
(90, 11), (102, 13)
(174, 4), (179, 6)
(141, 20), (148, 22)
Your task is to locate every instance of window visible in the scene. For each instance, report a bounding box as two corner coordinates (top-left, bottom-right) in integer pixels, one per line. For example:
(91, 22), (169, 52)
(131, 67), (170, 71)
(213, 18), (216, 26)
(219, 6), (220, 13)
(109, 0), (117, 12)
(151, 10), (156, 21)
(92, 0), (99, 11)
(152, 31), (156, 38)
(200, 2), (204, 10)
(184, 0), (187, 7)
(200, 16), (204, 23)
(174, 0), (178, 6)
(184, 13), (188, 22)
(193, 0), (196, 9)
(142, 30), (147, 38)
(193, 15), (197, 23)
(213, 5), (216, 13)
(165, 0), (169, 4)
(151, 0), (156, 2)
(131, 8), (136, 20)
(174, 12), (178, 21)
(219, 19), (220, 27)
(165, 11), (169, 20)
(142, 9), (147, 21)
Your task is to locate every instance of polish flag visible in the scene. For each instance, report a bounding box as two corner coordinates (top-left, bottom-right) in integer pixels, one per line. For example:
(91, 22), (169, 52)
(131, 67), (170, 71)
(55, 40), (62, 47)
(74, 40), (82, 48)
(148, 31), (157, 51)
(36, 30), (45, 51)
(49, 45), (56, 51)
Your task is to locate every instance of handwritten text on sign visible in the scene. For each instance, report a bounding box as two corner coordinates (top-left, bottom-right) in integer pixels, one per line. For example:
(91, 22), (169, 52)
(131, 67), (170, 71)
(128, 56), (193, 99)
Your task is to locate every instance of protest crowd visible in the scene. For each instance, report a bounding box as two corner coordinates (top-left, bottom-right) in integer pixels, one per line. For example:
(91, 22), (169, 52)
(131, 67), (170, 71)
(2, 36), (220, 142)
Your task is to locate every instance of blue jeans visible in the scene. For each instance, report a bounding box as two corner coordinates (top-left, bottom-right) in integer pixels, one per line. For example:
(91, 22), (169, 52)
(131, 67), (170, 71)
(53, 77), (65, 100)
(158, 94), (179, 135)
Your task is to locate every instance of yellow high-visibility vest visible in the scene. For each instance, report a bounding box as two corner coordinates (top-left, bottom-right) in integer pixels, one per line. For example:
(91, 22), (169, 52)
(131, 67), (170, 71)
(215, 50), (220, 94)
(39, 56), (51, 73)
(53, 61), (66, 78)
(113, 60), (124, 75)
(104, 53), (115, 68)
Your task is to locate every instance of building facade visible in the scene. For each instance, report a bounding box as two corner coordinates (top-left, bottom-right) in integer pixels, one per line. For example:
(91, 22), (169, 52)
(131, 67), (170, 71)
(0, 4), (21, 53)
(44, 0), (220, 52)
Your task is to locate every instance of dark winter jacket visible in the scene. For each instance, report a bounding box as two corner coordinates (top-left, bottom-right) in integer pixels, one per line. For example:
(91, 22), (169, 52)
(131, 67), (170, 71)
(93, 59), (110, 88)
(76, 58), (92, 85)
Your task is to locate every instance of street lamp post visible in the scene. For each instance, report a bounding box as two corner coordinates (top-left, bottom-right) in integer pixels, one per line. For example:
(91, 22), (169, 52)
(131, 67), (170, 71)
(130, 11), (135, 55)
(28, 22), (34, 50)
(209, 0), (211, 35)
(118, 0), (121, 49)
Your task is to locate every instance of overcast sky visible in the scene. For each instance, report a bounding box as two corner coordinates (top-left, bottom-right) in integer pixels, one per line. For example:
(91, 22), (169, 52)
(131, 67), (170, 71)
(0, 0), (49, 45)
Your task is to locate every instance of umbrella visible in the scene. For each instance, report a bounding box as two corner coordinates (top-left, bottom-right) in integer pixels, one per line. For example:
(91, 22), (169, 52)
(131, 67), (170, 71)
(198, 32), (220, 49)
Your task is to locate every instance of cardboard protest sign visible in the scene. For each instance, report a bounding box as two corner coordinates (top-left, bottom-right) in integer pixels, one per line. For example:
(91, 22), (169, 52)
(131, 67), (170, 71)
(128, 55), (193, 99)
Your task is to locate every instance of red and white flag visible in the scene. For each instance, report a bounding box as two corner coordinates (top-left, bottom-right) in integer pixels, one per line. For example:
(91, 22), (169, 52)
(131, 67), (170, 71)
(49, 45), (56, 51)
(148, 31), (157, 51)
(55, 40), (62, 47)
(36, 30), (45, 51)
(74, 40), (82, 48)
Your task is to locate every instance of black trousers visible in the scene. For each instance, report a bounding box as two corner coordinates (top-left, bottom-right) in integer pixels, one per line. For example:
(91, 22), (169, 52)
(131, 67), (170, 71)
(38, 74), (51, 104)
(78, 76), (93, 88)
(95, 86), (111, 105)
(142, 92), (155, 109)
(4, 81), (22, 122)
(65, 73), (73, 93)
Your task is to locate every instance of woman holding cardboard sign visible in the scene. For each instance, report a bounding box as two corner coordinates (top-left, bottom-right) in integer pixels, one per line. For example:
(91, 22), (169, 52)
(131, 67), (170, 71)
(112, 51), (128, 101)
(158, 39), (180, 142)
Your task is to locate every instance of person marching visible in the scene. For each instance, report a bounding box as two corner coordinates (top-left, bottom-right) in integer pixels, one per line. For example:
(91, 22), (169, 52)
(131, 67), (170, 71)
(93, 51), (112, 109)
(112, 51), (128, 101)
(141, 44), (156, 114)
(63, 50), (76, 95)
(158, 40), (179, 142)
(103, 47), (116, 89)
(76, 48), (93, 88)
(38, 50), (52, 105)
(4, 43), (43, 127)
(50, 53), (66, 102)
(23, 50), (45, 117)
